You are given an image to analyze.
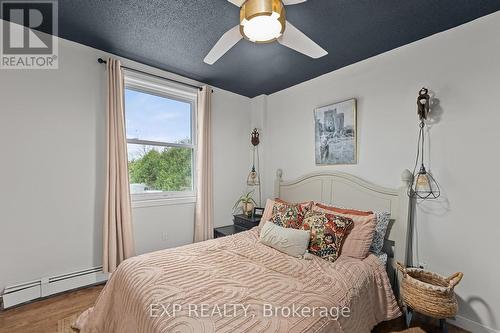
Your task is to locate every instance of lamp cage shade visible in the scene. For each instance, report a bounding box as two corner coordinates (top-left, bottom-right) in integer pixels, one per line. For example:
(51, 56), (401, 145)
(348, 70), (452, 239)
(247, 167), (260, 186)
(408, 166), (440, 199)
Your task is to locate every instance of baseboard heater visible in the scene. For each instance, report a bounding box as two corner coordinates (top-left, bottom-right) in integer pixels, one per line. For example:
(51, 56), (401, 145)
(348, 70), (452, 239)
(1, 266), (108, 309)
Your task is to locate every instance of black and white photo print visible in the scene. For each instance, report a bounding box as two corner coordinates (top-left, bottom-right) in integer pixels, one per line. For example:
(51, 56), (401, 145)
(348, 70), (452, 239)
(314, 99), (357, 165)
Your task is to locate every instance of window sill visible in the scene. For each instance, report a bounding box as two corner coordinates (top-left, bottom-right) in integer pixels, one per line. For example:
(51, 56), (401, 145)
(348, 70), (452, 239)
(131, 196), (196, 208)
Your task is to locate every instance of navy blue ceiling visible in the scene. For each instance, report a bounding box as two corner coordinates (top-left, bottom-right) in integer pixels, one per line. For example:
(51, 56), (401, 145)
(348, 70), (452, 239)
(56, 0), (499, 97)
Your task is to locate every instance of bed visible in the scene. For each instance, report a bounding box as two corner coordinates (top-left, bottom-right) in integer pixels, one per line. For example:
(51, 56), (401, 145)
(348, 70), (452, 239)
(75, 169), (413, 333)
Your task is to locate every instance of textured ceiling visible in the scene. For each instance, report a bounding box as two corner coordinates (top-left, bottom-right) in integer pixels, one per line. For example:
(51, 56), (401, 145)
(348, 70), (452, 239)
(52, 1), (500, 97)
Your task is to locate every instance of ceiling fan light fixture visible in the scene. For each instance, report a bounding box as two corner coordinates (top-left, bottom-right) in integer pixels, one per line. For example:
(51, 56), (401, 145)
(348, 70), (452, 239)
(204, 0), (327, 65)
(240, 0), (286, 43)
(241, 14), (283, 42)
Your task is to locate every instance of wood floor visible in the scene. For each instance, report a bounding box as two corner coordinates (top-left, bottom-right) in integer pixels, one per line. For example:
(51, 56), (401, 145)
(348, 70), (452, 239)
(0, 286), (102, 333)
(0, 285), (468, 333)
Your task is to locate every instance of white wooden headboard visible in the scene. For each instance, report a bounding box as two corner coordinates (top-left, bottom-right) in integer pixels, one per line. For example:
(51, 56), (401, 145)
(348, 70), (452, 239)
(274, 169), (413, 290)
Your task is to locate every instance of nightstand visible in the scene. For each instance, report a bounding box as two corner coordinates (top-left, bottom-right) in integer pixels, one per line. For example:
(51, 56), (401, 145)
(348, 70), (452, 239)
(214, 225), (246, 238)
(213, 214), (261, 238)
(233, 214), (261, 230)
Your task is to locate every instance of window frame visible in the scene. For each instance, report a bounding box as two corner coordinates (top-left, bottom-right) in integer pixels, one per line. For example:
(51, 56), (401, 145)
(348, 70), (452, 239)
(124, 70), (197, 203)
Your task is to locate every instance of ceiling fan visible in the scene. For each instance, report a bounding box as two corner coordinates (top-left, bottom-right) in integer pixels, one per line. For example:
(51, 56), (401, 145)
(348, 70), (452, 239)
(204, 0), (328, 65)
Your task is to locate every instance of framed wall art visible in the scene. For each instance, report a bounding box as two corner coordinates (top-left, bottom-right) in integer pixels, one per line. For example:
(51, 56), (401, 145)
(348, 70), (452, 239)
(314, 99), (357, 165)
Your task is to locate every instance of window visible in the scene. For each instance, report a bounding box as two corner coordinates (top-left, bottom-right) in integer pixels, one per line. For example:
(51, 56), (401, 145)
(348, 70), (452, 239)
(124, 72), (197, 201)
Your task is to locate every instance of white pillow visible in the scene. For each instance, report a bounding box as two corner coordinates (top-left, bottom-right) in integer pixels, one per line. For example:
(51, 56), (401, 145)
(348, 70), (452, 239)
(259, 222), (311, 258)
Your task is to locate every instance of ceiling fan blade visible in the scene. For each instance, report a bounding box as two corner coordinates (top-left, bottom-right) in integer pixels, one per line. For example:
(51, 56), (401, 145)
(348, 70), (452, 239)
(282, 0), (307, 5)
(204, 25), (242, 65)
(227, 0), (246, 6)
(278, 21), (328, 58)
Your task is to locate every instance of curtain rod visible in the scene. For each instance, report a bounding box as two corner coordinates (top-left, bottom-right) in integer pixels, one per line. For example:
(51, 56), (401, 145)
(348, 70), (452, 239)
(97, 58), (203, 91)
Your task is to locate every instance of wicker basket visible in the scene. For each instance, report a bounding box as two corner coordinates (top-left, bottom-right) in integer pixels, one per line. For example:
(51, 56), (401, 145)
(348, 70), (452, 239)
(396, 262), (463, 319)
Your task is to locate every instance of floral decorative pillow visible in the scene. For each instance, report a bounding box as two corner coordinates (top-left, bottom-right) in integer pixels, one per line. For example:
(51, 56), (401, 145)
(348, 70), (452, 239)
(314, 203), (390, 257)
(313, 203), (376, 259)
(369, 212), (391, 254)
(300, 211), (353, 263)
(270, 200), (312, 229)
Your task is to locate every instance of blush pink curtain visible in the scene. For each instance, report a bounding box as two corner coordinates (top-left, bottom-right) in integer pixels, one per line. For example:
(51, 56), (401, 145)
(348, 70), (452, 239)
(194, 86), (214, 242)
(103, 57), (135, 273)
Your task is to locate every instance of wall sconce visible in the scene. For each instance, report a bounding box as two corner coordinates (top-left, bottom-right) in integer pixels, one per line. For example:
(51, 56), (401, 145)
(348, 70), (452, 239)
(408, 88), (441, 200)
(247, 128), (261, 205)
(247, 129), (260, 186)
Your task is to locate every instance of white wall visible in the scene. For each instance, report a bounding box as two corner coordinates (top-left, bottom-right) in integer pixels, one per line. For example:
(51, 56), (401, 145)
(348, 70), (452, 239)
(259, 12), (500, 333)
(0, 33), (251, 293)
(213, 88), (253, 227)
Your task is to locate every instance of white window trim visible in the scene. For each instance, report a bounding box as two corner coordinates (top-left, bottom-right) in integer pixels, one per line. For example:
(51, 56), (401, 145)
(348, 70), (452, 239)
(124, 71), (198, 205)
(132, 195), (196, 209)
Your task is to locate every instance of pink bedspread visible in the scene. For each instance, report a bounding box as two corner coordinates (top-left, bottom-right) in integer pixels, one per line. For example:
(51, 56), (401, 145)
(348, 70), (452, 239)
(75, 228), (400, 333)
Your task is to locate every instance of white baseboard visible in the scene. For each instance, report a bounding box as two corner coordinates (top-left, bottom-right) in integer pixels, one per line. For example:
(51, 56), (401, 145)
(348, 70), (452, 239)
(449, 315), (500, 333)
(2, 267), (108, 309)
(1, 282), (41, 309)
